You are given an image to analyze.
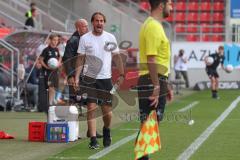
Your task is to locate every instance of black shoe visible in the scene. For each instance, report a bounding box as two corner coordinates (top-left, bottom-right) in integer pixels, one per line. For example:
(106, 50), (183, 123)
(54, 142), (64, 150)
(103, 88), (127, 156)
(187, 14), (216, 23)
(89, 137), (99, 149)
(212, 93), (220, 99)
(103, 127), (112, 147)
(87, 130), (103, 138)
(138, 155), (149, 160)
(213, 96), (220, 99)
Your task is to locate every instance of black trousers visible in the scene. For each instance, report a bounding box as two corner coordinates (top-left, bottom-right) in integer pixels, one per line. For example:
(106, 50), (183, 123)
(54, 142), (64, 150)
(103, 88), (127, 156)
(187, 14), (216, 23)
(137, 74), (168, 123)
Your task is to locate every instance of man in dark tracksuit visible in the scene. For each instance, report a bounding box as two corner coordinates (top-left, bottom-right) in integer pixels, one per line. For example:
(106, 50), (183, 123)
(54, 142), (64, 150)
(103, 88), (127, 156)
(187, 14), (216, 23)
(25, 8), (37, 29)
(205, 46), (225, 99)
(63, 19), (89, 103)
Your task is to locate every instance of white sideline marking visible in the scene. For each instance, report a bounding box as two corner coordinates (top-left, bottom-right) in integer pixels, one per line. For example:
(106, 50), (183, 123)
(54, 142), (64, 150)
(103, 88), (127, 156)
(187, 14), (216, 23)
(178, 101), (199, 112)
(88, 132), (138, 160)
(120, 128), (139, 131)
(177, 96), (240, 160)
(51, 157), (87, 159)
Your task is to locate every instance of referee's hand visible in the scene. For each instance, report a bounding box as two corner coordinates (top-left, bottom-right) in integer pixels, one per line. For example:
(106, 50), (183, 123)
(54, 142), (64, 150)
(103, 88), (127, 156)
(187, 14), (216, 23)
(149, 86), (160, 108)
(167, 88), (174, 102)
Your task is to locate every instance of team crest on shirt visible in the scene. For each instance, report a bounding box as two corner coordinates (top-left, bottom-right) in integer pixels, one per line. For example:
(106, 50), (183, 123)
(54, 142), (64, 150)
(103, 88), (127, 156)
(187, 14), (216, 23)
(85, 42), (93, 54)
(48, 51), (58, 56)
(104, 41), (117, 52)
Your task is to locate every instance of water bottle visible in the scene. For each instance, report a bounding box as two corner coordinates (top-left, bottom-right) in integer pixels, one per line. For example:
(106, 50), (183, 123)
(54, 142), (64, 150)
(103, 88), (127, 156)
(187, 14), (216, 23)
(17, 64), (25, 80)
(76, 93), (88, 101)
(110, 84), (119, 94)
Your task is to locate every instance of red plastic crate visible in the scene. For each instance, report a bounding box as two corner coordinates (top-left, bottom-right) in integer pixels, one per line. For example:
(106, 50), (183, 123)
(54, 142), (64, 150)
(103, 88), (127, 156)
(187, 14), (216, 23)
(28, 122), (46, 142)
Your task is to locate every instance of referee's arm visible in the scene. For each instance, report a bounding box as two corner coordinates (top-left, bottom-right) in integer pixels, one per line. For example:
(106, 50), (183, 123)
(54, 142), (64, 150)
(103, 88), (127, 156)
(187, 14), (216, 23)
(147, 55), (160, 108)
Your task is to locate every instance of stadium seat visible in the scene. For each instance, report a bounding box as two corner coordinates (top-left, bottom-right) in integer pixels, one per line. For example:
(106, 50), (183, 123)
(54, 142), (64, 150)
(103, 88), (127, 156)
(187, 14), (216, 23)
(175, 23), (185, 33)
(186, 34), (199, 41)
(165, 12), (174, 22)
(200, 12), (211, 22)
(139, 1), (150, 12)
(0, 27), (12, 39)
(200, 2), (211, 11)
(213, 2), (224, 11)
(188, 2), (198, 11)
(201, 23), (211, 33)
(202, 34), (211, 41)
(213, 13), (224, 22)
(175, 12), (186, 22)
(175, 2), (186, 11)
(212, 35), (224, 41)
(212, 23), (224, 33)
(187, 23), (198, 33)
(188, 12), (198, 22)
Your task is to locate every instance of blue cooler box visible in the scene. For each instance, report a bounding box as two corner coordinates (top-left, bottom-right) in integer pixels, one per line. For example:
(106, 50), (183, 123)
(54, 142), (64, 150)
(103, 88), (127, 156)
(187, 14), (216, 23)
(46, 123), (69, 143)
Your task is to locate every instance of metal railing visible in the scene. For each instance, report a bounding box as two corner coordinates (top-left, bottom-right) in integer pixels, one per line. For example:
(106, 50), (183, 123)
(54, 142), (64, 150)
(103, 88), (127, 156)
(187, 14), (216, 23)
(1, 0), (66, 31)
(174, 24), (227, 42)
(0, 39), (20, 111)
(232, 24), (240, 43)
(104, 0), (149, 22)
(33, 0), (80, 32)
(0, 10), (24, 28)
(173, 24), (240, 42)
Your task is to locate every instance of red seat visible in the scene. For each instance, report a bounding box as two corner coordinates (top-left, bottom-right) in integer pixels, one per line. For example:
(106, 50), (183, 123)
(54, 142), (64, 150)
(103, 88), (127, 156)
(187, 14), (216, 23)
(175, 12), (186, 22)
(187, 23), (198, 33)
(212, 23), (224, 33)
(201, 23), (211, 33)
(189, 0), (199, 1)
(213, 13), (224, 22)
(139, 2), (150, 11)
(212, 35), (224, 41)
(165, 11), (174, 22)
(202, 34), (211, 41)
(200, 12), (211, 22)
(0, 28), (11, 33)
(0, 27), (13, 38)
(188, 12), (198, 22)
(186, 34), (199, 41)
(175, 2), (186, 11)
(175, 23), (185, 33)
(213, 2), (224, 11)
(188, 2), (198, 11)
(200, 2), (211, 11)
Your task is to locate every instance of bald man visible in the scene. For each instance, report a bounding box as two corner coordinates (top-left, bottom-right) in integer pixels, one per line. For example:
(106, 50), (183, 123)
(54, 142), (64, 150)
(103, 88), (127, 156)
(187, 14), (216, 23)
(63, 19), (88, 103)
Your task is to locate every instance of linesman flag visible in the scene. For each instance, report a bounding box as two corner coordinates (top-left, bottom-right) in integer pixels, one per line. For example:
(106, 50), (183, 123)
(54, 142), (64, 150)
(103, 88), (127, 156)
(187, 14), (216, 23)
(134, 110), (161, 160)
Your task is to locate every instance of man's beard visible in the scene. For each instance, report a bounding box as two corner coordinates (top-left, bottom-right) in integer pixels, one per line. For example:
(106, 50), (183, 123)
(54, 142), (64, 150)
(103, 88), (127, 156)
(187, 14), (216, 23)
(163, 7), (170, 18)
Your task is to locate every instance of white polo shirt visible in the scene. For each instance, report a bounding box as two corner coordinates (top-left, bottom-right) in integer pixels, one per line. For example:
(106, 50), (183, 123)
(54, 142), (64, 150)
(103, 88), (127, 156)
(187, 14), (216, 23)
(174, 55), (188, 71)
(77, 31), (119, 79)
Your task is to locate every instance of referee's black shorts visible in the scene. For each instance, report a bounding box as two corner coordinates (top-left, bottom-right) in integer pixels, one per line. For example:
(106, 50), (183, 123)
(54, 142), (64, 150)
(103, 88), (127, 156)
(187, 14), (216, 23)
(79, 76), (113, 106)
(206, 67), (219, 78)
(137, 74), (168, 123)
